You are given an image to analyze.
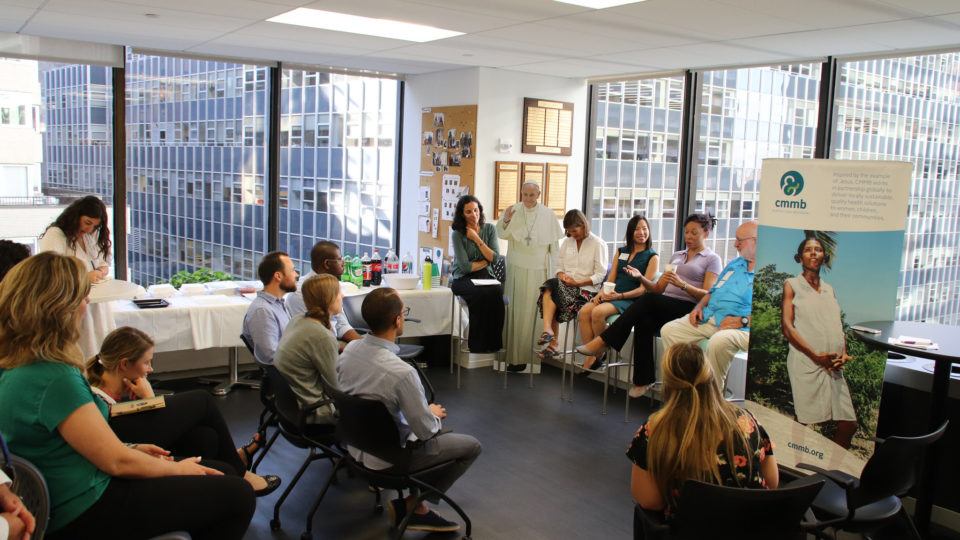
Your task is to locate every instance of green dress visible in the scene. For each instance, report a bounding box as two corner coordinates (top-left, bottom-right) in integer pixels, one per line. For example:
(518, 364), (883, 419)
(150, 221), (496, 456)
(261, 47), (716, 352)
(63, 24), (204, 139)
(610, 247), (657, 313)
(0, 361), (111, 532)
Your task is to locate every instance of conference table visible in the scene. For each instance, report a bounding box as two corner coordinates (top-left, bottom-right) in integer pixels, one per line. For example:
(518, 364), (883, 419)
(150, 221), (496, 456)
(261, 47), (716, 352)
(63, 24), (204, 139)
(853, 320), (959, 537)
(109, 285), (454, 394)
(78, 279), (146, 358)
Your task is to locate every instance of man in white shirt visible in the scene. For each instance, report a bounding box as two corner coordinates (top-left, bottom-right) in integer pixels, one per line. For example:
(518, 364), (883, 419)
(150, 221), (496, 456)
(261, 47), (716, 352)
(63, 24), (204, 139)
(0, 468), (36, 540)
(338, 288), (481, 533)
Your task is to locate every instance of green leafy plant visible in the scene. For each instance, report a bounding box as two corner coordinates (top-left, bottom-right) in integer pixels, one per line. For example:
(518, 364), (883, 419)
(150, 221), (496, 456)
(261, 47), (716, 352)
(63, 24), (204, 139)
(167, 268), (234, 289)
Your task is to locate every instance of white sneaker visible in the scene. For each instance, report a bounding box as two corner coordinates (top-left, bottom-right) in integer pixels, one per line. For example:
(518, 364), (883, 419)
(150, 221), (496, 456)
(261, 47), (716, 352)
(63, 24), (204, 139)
(628, 385), (648, 398)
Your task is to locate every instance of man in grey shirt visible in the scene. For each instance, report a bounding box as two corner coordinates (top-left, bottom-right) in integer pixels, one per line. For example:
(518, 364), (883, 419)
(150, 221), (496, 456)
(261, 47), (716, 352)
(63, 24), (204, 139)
(339, 288), (481, 533)
(287, 241), (362, 352)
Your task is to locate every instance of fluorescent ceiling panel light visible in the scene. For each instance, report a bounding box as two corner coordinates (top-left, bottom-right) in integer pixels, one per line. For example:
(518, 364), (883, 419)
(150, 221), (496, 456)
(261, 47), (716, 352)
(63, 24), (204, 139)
(267, 8), (463, 42)
(554, 0), (645, 8)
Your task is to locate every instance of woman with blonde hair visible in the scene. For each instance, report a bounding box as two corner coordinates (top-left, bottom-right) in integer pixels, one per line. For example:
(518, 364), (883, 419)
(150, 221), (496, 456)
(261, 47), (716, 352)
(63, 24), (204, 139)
(627, 342), (777, 516)
(87, 326), (281, 496)
(274, 274), (341, 430)
(0, 253), (255, 539)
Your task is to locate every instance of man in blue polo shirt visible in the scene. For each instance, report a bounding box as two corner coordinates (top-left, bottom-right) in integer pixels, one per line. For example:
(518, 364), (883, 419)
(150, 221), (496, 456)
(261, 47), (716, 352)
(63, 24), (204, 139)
(660, 220), (757, 386)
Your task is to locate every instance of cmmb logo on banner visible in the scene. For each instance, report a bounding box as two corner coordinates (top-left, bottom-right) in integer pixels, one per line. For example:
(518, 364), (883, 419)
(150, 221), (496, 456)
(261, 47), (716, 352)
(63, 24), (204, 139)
(745, 159), (911, 475)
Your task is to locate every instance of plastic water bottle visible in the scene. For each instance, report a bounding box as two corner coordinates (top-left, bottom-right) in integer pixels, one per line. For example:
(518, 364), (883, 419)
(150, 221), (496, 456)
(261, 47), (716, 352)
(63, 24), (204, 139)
(385, 250), (400, 274)
(371, 249), (382, 286)
(361, 253), (371, 287)
(422, 256), (432, 291)
(401, 252), (414, 274)
(340, 256), (352, 282)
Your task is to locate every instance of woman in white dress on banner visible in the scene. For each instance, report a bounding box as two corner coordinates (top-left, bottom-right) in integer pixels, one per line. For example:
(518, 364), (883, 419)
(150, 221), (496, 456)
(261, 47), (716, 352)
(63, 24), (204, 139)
(39, 195), (113, 358)
(496, 183), (564, 373)
(781, 234), (858, 449)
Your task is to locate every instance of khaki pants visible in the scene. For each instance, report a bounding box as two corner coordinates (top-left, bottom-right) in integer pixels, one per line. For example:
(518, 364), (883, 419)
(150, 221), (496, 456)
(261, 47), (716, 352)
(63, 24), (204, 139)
(660, 316), (749, 387)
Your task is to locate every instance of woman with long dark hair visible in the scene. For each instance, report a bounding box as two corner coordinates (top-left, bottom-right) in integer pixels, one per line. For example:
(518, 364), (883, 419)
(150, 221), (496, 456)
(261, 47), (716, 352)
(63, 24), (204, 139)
(628, 343), (777, 516)
(575, 214), (658, 370)
(449, 195), (505, 353)
(577, 213), (722, 397)
(39, 195), (111, 284)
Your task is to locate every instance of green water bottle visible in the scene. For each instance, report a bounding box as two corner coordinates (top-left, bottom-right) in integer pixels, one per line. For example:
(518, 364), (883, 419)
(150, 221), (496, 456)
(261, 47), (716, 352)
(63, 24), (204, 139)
(350, 256), (363, 287)
(422, 256), (432, 291)
(340, 256), (352, 282)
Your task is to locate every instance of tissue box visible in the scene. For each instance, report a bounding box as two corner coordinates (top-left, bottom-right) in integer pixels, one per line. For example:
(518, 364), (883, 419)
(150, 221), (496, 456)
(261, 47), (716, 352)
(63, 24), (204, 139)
(147, 284), (176, 298)
(206, 281), (239, 296)
(180, 283), (207, 296)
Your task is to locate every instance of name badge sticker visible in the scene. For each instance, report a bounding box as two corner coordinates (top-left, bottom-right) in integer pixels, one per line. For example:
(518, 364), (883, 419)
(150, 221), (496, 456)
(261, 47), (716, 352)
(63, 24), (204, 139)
(618, 252), (629, 261)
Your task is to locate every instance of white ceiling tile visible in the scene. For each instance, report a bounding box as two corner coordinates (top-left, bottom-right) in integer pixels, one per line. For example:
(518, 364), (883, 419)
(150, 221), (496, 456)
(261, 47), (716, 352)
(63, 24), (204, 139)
(0, 19), (25, 32)
(471, 22), (642, 57)
(372, 41), (561, 68)
(196, 33), (377, 57)
(730, 26), (925, 59)
(0, 5), (36, 24)
(858, 18), (960, 50)
(604, 0), (814, 40)
(871, 0), (960, 16)
(711, 0), (921, 28)
(235, 21), (413, 50)
(107, 0), (292, 20)
(0, 0), (44, 7)
(398, 0), (588, 21)
(332, 55), (466, 75)
(536, 11), (703, 48)
(23, 12), (211, 49)
(39, 0), (256, 32)
(506, 57), (653, 78)
(602, 41), (796, 71)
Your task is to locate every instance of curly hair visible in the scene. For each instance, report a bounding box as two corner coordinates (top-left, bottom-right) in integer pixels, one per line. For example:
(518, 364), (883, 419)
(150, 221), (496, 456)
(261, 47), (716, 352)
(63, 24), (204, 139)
(451, 195), (485, 235)
(43, 196), (111, 260)
(0, 240), (30, 282)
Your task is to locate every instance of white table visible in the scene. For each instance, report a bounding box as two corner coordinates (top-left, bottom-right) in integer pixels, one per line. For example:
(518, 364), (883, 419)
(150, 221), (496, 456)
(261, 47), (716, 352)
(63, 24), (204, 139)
(112, 295), (254, 395)
(341, 286), (453, 336)
(78, 279), (146, 359)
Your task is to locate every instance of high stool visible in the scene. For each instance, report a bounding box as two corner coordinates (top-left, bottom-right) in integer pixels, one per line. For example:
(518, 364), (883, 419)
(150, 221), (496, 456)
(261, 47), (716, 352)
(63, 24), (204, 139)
(450, 294), (510, 389)
(554, 318), (579, 401)
(568, 313), (634, 420)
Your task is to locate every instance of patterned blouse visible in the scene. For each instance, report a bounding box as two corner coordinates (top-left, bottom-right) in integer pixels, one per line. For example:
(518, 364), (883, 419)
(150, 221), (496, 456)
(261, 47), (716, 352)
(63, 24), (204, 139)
(626, 408), (775, 517)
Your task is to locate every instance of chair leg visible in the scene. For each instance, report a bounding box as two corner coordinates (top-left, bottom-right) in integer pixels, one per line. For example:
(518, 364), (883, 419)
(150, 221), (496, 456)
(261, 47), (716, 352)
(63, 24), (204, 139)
(407, 478), (473, 540)
(272, 448), (318, 529)
(251, 426), (281, 473)
(303, 458), (344, 538)
(624, 352), (632, 423)
(897, 505), (923, 540)
(393, 491), (430, 540)
(602, 365), (610, 415)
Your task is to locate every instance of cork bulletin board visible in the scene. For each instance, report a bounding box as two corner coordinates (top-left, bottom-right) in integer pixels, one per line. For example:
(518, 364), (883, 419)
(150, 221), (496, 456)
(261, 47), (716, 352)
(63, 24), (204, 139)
(419, 105), (478, 257)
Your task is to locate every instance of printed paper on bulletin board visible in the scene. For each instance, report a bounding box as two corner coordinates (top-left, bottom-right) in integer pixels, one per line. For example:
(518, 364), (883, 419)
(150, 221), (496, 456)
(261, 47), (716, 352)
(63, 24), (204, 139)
(420, 105), (477, 256)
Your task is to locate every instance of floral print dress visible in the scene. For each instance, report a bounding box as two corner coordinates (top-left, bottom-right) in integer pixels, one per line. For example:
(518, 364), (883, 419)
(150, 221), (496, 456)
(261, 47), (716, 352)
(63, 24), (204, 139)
(626, 409), (775, 518)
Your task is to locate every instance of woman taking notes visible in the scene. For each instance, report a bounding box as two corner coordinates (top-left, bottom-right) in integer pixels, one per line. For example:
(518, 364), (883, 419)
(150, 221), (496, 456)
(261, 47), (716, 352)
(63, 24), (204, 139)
(39, 195), (111, 283)
(0, 253), (254, 539)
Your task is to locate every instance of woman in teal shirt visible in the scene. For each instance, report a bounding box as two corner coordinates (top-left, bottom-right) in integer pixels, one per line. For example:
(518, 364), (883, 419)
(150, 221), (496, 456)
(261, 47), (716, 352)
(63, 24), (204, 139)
(450, 195), (505, 353)
(577, 215), (658, 370)
(0, 253), (255, 539)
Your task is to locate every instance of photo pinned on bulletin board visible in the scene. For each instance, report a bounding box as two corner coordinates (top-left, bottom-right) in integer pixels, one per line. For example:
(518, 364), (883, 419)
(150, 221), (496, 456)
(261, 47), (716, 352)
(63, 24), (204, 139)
(431, 208), (440, 239)
(433, 112), (445, 127)
(419, 186), (430, 201)
(418, 216), (431, 233)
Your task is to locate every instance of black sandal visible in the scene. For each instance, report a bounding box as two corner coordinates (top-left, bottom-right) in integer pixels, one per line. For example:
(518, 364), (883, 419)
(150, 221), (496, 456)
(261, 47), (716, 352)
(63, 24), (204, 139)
(239, 431), (264, 469)
(536, 332), (554, 350)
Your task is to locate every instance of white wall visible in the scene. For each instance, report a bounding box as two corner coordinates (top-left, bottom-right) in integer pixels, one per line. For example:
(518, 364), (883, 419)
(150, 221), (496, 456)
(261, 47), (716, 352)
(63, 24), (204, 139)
(475, 68), (589, 215)
(399, 67), (590, 262)
(399, 68), (480, 260)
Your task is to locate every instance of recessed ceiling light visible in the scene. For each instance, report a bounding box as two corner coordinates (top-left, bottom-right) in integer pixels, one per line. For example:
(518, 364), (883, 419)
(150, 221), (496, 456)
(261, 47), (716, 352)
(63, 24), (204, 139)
(267, 8), (463, 43)
(553, 0), (646, 8)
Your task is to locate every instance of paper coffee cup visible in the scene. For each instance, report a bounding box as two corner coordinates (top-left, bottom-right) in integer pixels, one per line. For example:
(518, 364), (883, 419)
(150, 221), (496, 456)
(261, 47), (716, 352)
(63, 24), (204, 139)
(602, 281), (616, 294)
(665, 264), (677, 273)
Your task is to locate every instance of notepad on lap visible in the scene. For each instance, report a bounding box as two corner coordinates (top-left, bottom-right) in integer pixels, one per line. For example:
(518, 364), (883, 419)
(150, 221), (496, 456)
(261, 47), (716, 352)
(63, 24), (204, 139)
(471, 279), (501, 286)
(110, 396), (166, 417)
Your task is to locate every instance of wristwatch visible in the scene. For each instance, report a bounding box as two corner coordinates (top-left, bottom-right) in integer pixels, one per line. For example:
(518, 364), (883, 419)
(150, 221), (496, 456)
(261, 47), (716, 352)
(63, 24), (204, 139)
(740, 316), (749, 327)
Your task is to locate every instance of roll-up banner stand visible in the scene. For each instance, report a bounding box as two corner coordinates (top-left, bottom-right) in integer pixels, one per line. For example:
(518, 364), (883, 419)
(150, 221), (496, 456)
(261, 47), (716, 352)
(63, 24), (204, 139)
(745, 159), (911, 475)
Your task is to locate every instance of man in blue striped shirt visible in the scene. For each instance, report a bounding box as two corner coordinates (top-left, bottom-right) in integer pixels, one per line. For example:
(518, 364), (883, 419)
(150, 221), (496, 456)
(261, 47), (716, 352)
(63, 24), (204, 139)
(660, 221), (757, 387)
(242, 251), (298, 365)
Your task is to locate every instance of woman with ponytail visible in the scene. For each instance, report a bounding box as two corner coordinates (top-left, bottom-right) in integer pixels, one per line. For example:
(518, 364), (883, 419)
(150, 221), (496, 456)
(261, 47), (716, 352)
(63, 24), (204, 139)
(87, 326), (282, 497)
(274, 274), (341, 430)
(627, 342), (777, 516)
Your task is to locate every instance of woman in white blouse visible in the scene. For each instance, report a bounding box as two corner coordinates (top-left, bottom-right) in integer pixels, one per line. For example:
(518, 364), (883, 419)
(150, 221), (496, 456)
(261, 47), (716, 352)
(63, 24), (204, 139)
(38, 195), (111, 283)
(536, 210), (607, 357)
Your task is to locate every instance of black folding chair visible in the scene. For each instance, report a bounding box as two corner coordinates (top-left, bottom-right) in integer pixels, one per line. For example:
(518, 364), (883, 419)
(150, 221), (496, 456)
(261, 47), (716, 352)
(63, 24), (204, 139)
(634, 478), (827, 540)
(262, 366), (342, 537)
(797, 421), (949, 539)
(239, 333), (280, 473)
(317, 376), (472, 540)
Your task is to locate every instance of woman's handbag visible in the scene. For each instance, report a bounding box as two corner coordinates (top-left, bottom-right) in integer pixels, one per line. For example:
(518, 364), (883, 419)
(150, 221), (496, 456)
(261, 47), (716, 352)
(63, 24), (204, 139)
(490, 254), (507, 283)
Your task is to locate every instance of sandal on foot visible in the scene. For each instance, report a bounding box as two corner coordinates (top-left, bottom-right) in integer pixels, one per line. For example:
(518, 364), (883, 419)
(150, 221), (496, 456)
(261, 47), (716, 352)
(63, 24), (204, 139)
(536, 332), (555, 350)
(239, 432), (264, 469)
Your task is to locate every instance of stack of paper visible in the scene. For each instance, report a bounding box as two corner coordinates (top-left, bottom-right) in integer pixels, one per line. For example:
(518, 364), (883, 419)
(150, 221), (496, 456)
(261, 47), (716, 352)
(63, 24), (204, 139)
(888, 336), (940, 350)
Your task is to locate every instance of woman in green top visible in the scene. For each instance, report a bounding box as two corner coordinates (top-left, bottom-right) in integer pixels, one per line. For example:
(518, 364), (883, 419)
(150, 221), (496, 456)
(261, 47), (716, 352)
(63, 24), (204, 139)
(450, 195), (505, 353)
(0, 253), (255, 539)
(577, 215), (659, 370)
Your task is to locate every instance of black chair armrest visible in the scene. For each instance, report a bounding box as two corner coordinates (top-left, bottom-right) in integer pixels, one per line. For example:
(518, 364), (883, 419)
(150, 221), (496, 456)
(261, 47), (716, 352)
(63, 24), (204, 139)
(634, 505), (670, 539)
(796, 463), (857, 490)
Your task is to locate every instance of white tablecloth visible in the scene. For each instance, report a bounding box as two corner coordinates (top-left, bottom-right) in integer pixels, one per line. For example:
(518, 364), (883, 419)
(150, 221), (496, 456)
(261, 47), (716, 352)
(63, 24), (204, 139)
(341, 286), (453, 337)
(112, 295), (251, 353)
(78, 280), (147, 358)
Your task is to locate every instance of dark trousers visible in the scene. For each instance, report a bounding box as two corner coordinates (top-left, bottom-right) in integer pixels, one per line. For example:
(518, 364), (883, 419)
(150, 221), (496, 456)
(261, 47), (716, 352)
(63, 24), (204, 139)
(109, 389), (245, 475)
(600, 294), (696, 385)
(48, 469), (255, 540)
(451, 271), (505, 353)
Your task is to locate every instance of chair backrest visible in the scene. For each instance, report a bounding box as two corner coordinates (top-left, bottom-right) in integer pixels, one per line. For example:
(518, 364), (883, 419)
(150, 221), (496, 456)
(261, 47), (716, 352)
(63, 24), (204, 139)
(854, 420), (949, 509)
(263, 365), (306, 431)
(318, 376), (409, 467)
(239, 333), (256, 356)
(670, 479), (824, 540)
(4, 454), (51, 540)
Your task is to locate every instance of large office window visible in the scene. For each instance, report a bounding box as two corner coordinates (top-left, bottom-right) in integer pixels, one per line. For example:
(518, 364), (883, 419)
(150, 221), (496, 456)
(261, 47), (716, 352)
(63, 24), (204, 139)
(589, 77), (685, 260)
(0, 59), (113, 253)
(833, 52), (960, 324)
(695, 64), (821, 261)
(278, 69), (398, 272)
(125, 51), (270, 285)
